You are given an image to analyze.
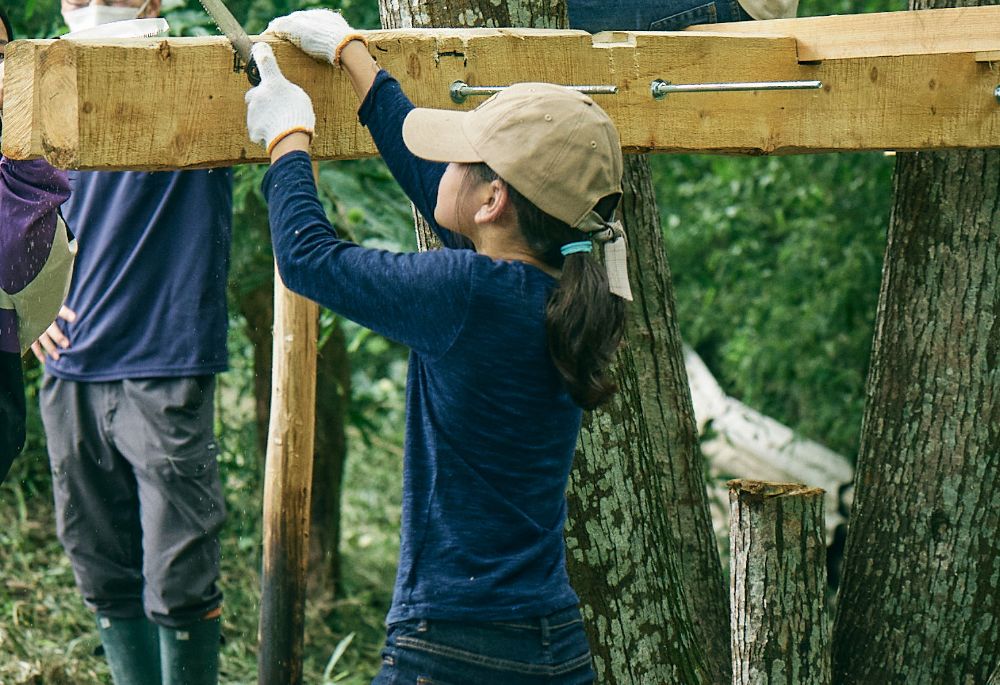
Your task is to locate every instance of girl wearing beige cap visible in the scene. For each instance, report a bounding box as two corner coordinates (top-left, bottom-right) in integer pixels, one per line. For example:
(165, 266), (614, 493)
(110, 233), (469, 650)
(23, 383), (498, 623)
(246, 10), (629, 683)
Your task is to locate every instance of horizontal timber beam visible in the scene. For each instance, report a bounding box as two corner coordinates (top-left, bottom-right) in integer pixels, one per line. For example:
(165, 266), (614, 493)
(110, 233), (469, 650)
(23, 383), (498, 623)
(3, 8), (1000, 170)
(686, 6), (1000, 61)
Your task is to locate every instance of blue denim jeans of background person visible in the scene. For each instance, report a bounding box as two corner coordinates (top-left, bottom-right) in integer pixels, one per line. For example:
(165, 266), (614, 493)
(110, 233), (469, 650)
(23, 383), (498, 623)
(568, 0), (751, 33)
(372, 606), (594, 684)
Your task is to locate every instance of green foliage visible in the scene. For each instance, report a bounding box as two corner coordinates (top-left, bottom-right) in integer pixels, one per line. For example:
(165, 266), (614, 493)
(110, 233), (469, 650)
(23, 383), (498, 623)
(651, 152), (892, 457)
(6, 0), (64, 38)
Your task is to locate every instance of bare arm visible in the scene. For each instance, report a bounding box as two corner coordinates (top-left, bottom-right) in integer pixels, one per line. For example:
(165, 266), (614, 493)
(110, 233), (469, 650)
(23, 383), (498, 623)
(340, 39), (380, 103)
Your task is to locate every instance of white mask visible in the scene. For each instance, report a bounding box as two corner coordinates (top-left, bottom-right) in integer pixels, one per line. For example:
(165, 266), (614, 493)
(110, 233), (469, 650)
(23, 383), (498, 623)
(62, 5), (143, 33)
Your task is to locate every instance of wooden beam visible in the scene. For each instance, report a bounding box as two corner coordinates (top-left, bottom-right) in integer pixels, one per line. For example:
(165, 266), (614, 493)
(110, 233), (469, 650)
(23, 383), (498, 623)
(3, 10), (1000, 169)
(686, 7), (1000, 62)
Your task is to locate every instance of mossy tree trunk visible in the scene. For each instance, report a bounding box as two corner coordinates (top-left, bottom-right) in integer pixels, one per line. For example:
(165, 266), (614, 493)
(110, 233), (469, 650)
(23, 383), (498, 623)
(375, 3), (730, 676)
(566, 155), (729, 684)
(830, 0), (1000, 671)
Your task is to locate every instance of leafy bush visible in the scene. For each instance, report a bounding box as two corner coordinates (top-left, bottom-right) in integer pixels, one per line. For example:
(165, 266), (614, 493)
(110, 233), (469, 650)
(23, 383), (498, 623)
(652, 152), (892, 457)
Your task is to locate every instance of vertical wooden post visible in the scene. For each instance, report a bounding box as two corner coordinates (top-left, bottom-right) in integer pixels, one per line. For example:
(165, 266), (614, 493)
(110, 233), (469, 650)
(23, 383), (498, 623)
(257, 164), (320, 685)
(729, 480), (830, 685)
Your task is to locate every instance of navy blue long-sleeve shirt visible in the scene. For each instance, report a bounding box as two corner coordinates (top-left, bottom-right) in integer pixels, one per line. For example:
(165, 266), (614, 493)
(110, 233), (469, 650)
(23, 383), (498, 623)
(262, 70), (583, 623)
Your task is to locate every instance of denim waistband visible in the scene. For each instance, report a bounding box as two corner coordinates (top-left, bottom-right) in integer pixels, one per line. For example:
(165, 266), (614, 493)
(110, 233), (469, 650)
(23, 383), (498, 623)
(483, 605), (584, 633)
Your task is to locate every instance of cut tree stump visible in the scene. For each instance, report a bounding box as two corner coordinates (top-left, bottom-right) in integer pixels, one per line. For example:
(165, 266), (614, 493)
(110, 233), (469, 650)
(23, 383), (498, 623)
(730, 480), (830, 685)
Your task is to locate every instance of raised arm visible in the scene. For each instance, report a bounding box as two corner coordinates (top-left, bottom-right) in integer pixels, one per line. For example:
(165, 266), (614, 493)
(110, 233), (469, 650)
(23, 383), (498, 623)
(246, 44), (473, 358)
(263, 10), (473, 250)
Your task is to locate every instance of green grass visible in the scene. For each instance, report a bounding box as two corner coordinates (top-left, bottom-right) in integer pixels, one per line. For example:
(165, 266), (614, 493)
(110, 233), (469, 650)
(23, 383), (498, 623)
(0, 397), (403, 685)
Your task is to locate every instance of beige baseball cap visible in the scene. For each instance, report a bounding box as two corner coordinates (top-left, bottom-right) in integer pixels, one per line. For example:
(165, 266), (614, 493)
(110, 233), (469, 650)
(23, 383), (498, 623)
(402, 82), (624, 231)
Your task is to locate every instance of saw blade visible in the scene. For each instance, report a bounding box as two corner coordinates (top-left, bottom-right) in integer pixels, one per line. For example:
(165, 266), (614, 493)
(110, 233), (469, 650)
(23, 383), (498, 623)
(197, 0), (253, 65)
(62, 18), (169, 40)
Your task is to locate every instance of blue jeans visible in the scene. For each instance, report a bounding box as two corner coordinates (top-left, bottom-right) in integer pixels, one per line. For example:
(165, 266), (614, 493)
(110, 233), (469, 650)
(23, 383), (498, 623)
(372, 606), (594, 684)
(567, 0), (752, 33)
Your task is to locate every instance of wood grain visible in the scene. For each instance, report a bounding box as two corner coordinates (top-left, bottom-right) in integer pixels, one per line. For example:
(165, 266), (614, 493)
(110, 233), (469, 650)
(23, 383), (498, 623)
(3, 11), (999, 170)
(686, 7), (1000, 61)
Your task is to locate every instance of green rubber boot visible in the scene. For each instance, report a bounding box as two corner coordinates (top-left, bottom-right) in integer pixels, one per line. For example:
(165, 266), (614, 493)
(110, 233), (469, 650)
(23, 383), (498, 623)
(159, 617), (221, 685)
(96, 615), (162, 685)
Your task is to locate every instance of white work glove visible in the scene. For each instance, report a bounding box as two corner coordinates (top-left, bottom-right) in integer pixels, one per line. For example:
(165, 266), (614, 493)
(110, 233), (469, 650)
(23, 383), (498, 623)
(264, 9), (367, 66)
(245, 43), (316, 154)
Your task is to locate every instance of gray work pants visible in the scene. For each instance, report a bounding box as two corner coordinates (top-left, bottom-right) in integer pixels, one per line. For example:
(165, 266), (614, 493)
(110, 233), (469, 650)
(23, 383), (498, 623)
(41, 375), (226, 628)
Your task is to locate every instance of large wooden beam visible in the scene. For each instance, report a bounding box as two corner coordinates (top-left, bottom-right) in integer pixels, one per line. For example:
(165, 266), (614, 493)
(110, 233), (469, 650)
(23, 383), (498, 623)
(3, 8), (1000, 169)
(686, 6), (1000, 61)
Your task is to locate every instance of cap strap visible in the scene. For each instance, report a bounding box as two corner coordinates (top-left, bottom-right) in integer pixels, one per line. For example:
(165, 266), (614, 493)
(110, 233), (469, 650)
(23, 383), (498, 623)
(586, 219), (632, 301)
(561, 241), (593, 256)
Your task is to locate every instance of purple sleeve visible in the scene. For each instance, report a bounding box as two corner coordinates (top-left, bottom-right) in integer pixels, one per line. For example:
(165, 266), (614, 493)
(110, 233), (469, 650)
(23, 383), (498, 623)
(0, 157), (72, 294)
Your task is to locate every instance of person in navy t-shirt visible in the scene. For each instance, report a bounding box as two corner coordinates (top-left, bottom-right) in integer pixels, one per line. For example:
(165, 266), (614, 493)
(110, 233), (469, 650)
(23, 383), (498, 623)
(29, 2), (233, 682)
(244, 10), (631, 683)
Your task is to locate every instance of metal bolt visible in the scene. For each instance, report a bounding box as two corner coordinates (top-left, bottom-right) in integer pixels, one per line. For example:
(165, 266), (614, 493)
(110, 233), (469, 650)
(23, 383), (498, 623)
(449, 80), (618, 104)
(651, 78), (823, 100)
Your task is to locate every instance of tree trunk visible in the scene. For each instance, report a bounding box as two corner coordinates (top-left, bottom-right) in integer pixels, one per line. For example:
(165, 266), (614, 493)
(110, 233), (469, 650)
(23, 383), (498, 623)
(377, 4), (728, 681)
(567, 155), (729, 683)
(237, 278), (274, 462)
(830, 116), (1000, 685)
(308, 322), (351, 598)
(730, 480), (829, 685)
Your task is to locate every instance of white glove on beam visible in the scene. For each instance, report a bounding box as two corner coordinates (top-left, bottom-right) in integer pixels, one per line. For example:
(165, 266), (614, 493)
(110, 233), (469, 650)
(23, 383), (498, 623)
(265, 9), (367, 66)
(245, 43), (316, 154)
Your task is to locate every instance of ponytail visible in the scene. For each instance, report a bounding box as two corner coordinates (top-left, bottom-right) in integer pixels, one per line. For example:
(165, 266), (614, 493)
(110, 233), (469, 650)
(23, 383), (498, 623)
(466, 164), (626, 409)
(546, 251), (625, 409)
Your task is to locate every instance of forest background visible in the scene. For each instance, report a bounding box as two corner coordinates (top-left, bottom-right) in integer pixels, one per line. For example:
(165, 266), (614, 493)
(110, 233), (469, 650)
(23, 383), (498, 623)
(1, 0), (897, 680)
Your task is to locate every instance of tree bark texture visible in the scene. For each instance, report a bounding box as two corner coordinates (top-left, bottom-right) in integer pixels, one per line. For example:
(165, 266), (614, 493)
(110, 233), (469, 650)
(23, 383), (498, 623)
(831, 14), (1000, 685)
(830, 146), (1000, 681)
(377, 3), (729, 682)
(730, 480), (830, 685)
(567, 155), (730, 684)
(379, 0), (566, 29)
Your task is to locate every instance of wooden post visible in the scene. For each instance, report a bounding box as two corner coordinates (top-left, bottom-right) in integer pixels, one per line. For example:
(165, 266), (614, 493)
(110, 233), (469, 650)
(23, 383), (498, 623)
(729, 480), (829, 685)
(258, 164), (320, 685)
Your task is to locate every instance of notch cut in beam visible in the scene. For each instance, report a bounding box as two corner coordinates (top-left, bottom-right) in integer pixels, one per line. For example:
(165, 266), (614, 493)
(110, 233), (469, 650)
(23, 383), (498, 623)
(3, 10), (1000, 171)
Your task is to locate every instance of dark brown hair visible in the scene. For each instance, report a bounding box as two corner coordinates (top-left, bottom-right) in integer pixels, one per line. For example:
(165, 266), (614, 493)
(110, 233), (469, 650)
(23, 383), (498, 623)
(0, 9), (13, 45)
(466, 164), (625, 409)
